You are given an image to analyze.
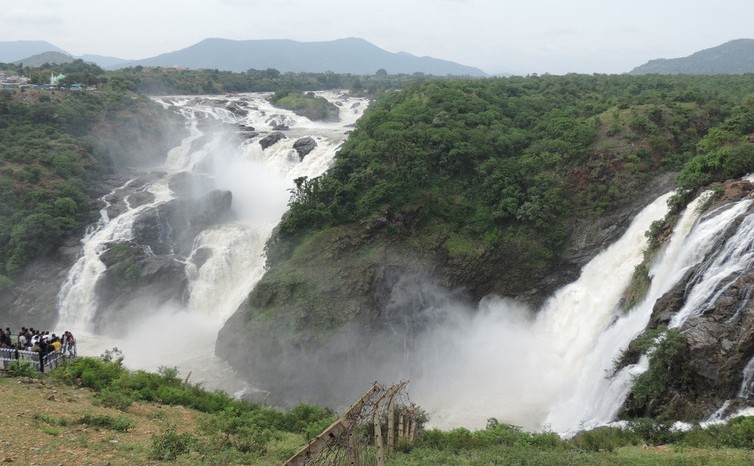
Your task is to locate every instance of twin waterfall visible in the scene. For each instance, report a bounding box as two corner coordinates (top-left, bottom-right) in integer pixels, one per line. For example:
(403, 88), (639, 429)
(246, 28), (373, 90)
(54, 92), (753, 432)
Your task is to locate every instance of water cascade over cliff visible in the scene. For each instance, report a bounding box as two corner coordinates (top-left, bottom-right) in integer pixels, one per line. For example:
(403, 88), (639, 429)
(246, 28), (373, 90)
(55, 92), (368, 391)
(415, 186), (754, 432)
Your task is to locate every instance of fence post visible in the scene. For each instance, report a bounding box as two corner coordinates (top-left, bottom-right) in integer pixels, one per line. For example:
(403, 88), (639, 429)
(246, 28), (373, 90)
(373, 395), (385, 466)
(39, 353), (44, 373)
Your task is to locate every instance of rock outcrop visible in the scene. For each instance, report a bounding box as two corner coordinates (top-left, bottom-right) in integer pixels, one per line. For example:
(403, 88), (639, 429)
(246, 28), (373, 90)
(217, 172), (676, 406)
(622, 181), (754, 420)
(90, 189), (233, 334)
(292, 137), (317, 160)
(259, 132), (286, 150)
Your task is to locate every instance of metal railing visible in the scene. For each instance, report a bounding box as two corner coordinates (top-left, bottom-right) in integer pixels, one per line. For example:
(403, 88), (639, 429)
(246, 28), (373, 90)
(0, 343), (77, 373)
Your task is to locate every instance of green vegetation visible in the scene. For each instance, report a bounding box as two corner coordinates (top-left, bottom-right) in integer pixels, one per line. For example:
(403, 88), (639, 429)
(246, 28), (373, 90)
(624, 328), (692, 418)
(48, 352), (336, 462)
(226, 74), (754, 399)
(275, 74), (754, 270)
(104, 242), (143, 284)
(106, 66), (433, 96)
(0, 81), (182, 283)
(1, 59), (107, 86)
(392, 418), (754, 465)
(678, 95), (754, 191)
(34, 411), (134, 431)
(4, 356), (754, 464)
(268, 89), (340, 121)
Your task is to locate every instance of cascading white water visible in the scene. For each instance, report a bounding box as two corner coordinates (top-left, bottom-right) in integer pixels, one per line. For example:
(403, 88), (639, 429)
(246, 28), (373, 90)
(57, 180), (174, 330)
(669, 211), (754, 328)
(543, 190), (717, 433)
(420, 188), (754, 433)
(738, 356), (754, 399)
(55, 91), (369, 391)
(418, 192), (673, 430)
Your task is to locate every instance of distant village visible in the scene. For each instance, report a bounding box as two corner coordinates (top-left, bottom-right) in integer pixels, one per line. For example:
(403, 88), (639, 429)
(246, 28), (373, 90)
(0, 71), (93, 91)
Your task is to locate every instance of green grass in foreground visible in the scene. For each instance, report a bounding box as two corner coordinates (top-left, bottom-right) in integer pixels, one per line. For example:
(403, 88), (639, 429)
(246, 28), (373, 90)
(7, 353), (754, 465)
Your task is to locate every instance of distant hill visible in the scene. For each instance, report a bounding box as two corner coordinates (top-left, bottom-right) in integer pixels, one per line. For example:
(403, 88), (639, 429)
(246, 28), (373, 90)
(0, 40), (66, 63)
(629, 39), (754, 75)
(14, 51), (74, 67)
(79, 54), (130, 69)
(114, 37), (486, 76)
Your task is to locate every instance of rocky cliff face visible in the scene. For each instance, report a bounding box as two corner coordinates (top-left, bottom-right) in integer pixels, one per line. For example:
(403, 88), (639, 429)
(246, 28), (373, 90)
(216, 171), (677, 406)
(622, 181), (754, 420)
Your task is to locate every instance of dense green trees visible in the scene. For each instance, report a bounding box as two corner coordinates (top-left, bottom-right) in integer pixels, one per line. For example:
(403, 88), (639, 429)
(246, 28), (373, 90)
(678, 95), (754, 190)
(268, 90), (340, 121)
(0, 86), (180, 286)
(275, 74), (754, 272)
(106, 66), (432, 96)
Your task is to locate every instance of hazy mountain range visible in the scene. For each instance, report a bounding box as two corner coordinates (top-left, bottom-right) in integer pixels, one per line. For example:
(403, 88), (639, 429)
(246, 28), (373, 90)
(629, 39), (754, 75)
(4, 38), (754, 76)
(0, 38), (486, 76)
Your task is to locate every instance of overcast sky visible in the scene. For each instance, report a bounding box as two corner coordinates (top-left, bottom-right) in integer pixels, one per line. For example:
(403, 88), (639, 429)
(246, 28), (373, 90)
(0, 0), (751, 75)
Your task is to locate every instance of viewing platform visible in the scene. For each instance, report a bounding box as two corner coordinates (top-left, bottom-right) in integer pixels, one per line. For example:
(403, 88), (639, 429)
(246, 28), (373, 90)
(0, 343), (77, 374)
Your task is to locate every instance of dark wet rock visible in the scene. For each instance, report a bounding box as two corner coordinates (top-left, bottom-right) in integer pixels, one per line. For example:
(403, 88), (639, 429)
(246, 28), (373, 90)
(190, 247), (213, 269)
(240, 131), (260, 140)
(265, 115), (294, 129)
(0, 235), (82, 328)
(226, 102), (248, 117)
(621, 189), (754, 421)
(259, 132), (286, 150)
(132, 189), (233, 256)
(127, 191), (154, 208)
(292, 137), (317, 160)
(94, 241), (188, 334)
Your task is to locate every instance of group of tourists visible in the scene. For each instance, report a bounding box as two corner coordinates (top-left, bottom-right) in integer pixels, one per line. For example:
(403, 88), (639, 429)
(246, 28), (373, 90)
(0, 326), (76, 357)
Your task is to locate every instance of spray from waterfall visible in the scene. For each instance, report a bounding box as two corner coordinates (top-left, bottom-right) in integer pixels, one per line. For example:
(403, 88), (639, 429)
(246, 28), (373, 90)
(412, 192), (673, 430)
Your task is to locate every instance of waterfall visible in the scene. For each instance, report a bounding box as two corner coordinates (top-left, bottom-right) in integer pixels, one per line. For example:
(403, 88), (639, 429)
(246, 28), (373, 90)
(419, 192), (673, 430)
(57, 180), (174, 330)
(421, 188), (754, 433)
(55, 91), (369, 391)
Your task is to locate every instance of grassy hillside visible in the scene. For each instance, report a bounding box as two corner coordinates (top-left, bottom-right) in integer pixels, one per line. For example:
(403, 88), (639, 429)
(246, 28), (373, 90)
(2, 360), (754, 465)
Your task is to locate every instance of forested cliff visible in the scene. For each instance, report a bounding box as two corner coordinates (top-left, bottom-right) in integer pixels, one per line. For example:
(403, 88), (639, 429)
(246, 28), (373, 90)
(217, 74), (754, 417)
(0, 85), (185, 325)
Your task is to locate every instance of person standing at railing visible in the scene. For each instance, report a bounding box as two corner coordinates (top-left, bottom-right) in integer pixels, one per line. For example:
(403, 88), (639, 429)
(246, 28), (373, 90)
(50, 336), (62, 353)
(0, 328), (12, 348)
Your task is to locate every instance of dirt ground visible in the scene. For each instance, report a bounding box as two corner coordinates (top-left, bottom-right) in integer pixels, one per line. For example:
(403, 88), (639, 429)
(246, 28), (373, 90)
(0, 374), (199, 465)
